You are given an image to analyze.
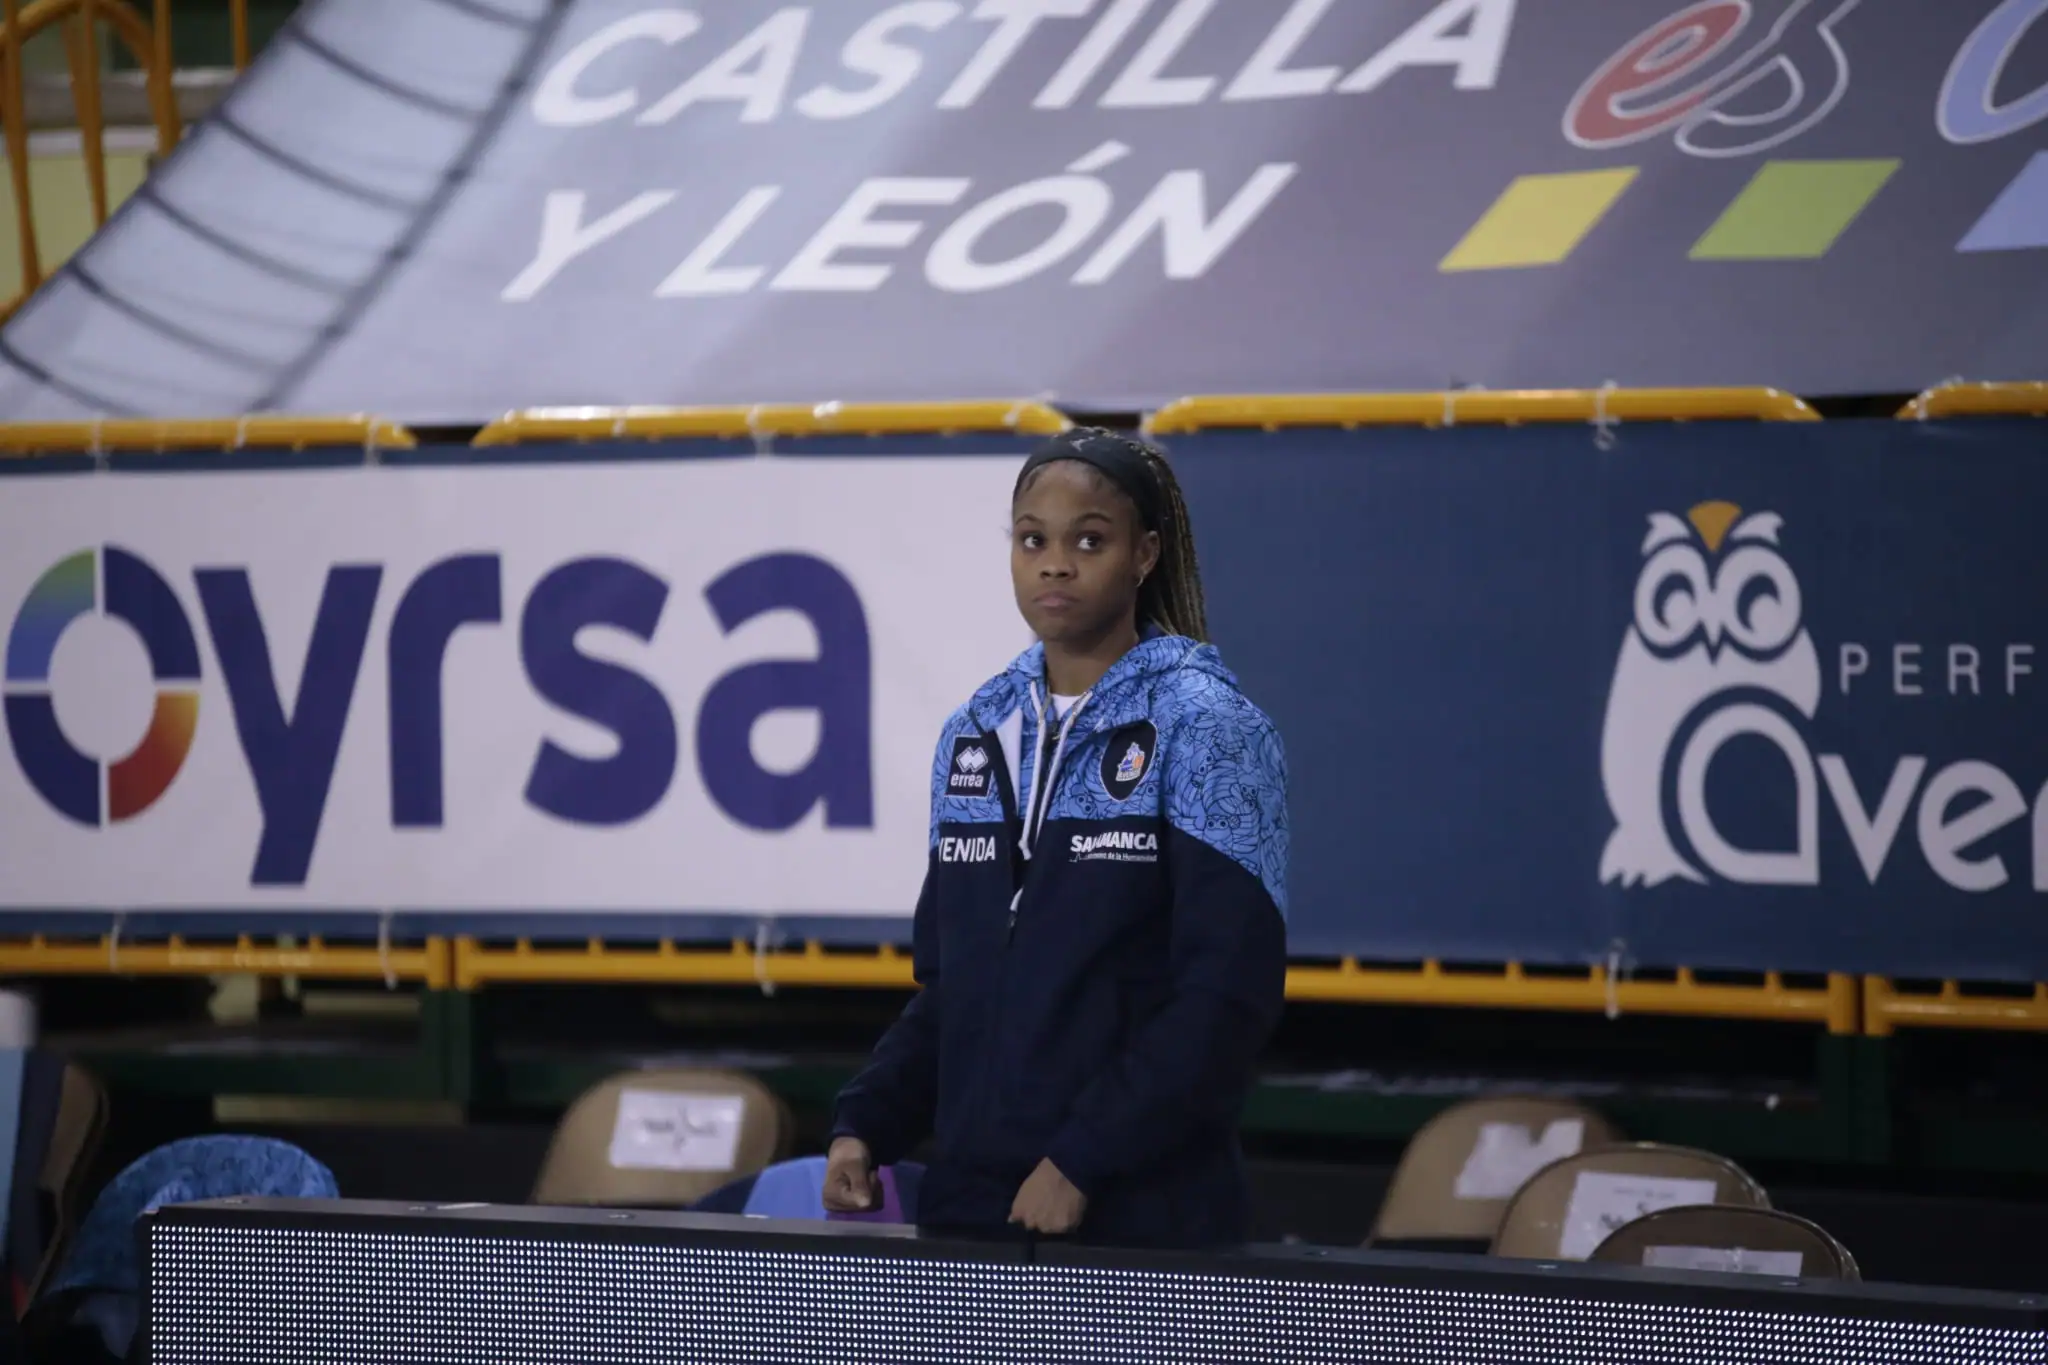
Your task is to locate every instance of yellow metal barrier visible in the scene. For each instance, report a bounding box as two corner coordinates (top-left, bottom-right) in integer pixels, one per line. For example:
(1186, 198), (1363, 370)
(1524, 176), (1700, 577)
(452, 937), (916, 992)
(0, 415), (416, 454)
(454, 937), (1855, 1030)
(472, 401), (1071, 447)
(0, 0), (252, 318)
(0, 933), (452, 988)
(1287, 960), (1859, 1034)
(1145, 387), (1819, 435)
(1897, 382), (2048, 420)
(1862, 977), (2048, 1037)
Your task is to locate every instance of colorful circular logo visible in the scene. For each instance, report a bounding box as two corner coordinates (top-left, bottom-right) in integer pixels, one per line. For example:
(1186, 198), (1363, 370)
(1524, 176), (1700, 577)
(4, 547), (201, 825)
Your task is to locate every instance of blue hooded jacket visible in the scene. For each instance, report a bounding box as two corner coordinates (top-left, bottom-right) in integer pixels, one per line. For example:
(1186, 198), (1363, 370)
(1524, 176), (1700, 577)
(833, 633), (1288, 1248)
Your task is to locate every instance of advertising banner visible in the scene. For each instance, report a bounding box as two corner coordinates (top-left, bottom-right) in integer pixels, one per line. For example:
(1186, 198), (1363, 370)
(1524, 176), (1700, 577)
(0, 453), (1024, 928)
(1172, 417), (2048, 982)
(0, 0), (2043, 423)
(4, 421), (2046, 981)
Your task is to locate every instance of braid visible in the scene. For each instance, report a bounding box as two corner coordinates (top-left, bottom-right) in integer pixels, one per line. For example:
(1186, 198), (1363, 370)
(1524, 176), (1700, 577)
(1134, 441), (1209, 642)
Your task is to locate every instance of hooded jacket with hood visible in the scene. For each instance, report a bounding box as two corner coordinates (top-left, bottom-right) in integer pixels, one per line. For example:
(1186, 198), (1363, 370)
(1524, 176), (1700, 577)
(833, 632), (1288, 1248)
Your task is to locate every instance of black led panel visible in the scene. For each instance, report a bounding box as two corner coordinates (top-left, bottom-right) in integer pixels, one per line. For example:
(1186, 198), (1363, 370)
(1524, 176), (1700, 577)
(143, 1199), (2048, 1365)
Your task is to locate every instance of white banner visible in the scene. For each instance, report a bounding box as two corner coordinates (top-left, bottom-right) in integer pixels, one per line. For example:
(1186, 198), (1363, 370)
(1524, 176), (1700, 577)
(0, 457), (1025, 916)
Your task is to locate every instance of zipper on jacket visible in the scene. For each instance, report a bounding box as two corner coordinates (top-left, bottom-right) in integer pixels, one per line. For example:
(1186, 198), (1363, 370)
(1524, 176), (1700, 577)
(1008, 683), (1090, 952)
(1009, 695), (1073, 945)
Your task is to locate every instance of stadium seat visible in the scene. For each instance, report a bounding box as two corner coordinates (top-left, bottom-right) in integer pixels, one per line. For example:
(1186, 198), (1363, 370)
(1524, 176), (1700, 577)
(1589, 1205), (1859, 1281)
(30, 1134), (337, 1363)
(1369, 1096), (1620, 1251)
(531, 1068), (788, 1208)
(16, 1062), (107, 1305)
(1491, 1142), (1768, 1261)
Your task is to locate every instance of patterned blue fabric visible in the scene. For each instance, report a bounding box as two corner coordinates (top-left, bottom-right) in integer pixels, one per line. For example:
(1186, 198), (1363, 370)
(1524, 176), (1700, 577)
(943, 634), (1290, 916)
(46, 1136), (338, 1299)
(1155, 677), (1291, 918)
(740, 1157), (827, 1219)
(691, 1159), (924, 1224)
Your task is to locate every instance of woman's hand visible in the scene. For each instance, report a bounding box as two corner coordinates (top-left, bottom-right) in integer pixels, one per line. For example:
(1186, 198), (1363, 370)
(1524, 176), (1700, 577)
(1009, 1158), (1087, 1235)
(823, 1136), (878, 1212)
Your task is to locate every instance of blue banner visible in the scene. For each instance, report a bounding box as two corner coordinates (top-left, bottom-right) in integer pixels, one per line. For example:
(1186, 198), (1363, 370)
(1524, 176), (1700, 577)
(1171, 418), (2048, 981)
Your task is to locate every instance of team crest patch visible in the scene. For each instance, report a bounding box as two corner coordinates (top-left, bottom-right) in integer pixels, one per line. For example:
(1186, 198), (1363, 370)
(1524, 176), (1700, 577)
(948, 736), (992, 798)
(1099, 722), (1157, 803)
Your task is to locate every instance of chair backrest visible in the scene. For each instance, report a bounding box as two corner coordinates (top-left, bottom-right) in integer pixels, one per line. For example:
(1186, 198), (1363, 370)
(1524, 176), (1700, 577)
(1591, 1205), (1859, 1281)
(1370, 1096), (1621, 1244)
(1491, 1142), (1769, 1260)
(29, 1065), (107, 1300)
(531, 1068), (787, 1208)
(33, 1134), (336, 1363)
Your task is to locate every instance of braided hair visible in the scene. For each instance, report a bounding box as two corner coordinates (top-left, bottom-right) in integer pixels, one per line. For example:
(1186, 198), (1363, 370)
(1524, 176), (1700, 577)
(1016, 426), (1209, 642)
(1131, 437), (1208, 643)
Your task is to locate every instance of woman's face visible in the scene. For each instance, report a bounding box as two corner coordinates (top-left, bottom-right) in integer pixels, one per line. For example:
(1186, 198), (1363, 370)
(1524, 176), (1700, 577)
(1010, 461), (1159, 649)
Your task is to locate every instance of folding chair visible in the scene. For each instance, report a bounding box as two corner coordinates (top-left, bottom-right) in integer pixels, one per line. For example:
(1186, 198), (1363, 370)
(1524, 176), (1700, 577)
(1591, 1204), (1859, 1281)
(1491, 1142), (1768, 1260)
(532, 1068), (789, 1208)
(1370, 1096), (1620, 1251)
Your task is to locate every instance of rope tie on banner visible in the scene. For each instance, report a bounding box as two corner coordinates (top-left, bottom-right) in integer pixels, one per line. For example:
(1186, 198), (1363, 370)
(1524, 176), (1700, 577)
(1442, 389), (1457, 429)
(89, 417), (106, 471)
(753, 922), (778, 998)
(746, 404), (773, 458)
(233, 415), (250, 451)
(377, 911), (396, 990)
(1603, 939), (1627, 1020)
(108, 911), (125, 973)
(1593, 380), (1619, 451)
(363, 418), (382, 468)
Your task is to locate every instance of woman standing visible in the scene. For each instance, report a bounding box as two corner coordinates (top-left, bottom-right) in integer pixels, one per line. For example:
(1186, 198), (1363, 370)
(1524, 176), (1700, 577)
(823, 427), (1288, 1249)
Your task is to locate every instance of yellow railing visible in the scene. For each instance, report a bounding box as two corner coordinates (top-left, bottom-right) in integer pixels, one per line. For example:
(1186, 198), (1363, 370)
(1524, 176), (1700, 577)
(472, 401), (1071, 447)
(0, 414), (415, 453)
(0, 933), (452, 987)
(1898, 381), (2048, 420)
(1285, 960), (1859, 1035)
(0, 0), (250, 318)
(1145, 387), (1819, 434)
(1862, 978), (2048, 1037)
(11, 928), (2048, 1038)
(446, 937), (1859, 1031)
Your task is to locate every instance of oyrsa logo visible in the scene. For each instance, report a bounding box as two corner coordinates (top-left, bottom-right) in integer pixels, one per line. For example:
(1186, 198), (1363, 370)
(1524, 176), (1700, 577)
(3, 546), (201, 825)
(1600, 503), (2045, 894)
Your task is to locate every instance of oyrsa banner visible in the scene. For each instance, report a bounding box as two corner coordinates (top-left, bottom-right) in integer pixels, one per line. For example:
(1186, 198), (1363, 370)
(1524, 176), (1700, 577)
(0, 0), (2042, 421)
(0, 458), (1024, 914)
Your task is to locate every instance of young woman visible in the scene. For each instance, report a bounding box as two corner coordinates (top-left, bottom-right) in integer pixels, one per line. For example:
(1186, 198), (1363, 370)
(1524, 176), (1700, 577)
(823, 427), (1289, 1249)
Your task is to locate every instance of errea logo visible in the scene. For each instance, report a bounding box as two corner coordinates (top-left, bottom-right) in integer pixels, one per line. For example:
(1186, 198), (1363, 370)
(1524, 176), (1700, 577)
(948, 736), (992, 797)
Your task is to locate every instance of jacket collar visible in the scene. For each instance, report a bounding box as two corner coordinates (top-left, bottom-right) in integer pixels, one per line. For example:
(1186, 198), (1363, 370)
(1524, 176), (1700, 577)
(967, 633), (1209, 735)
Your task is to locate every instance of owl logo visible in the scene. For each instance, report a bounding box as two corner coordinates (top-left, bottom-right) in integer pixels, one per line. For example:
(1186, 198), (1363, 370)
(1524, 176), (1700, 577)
(1599, 501), (1821, 887)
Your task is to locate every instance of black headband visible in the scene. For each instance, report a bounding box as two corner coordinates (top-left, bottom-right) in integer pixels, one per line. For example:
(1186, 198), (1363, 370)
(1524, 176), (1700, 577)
(1014, 428), (1163, 531)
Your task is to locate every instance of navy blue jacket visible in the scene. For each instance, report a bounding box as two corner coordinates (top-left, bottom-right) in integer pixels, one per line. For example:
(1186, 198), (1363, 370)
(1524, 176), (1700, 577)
(833, 634), (1288, 1248)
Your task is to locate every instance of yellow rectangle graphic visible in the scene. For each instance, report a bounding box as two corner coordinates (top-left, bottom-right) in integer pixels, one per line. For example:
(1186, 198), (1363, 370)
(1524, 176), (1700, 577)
(1441, 169), (1638, 273)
